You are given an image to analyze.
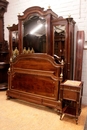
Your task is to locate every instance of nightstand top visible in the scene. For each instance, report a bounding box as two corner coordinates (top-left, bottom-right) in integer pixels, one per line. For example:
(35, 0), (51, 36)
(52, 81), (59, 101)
(62, 80), (82, 87)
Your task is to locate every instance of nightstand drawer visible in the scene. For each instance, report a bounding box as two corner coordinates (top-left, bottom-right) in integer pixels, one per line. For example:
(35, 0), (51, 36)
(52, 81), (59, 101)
(63, 89), (77, 101)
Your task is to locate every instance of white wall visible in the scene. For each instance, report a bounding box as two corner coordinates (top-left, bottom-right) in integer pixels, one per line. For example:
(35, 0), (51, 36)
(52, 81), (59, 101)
(4, 0), (87, 105)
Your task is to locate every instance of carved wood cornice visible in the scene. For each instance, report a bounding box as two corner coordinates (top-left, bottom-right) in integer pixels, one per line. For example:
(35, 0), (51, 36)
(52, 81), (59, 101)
(18, 6), (58, 21)
(0, 0), (9, 17)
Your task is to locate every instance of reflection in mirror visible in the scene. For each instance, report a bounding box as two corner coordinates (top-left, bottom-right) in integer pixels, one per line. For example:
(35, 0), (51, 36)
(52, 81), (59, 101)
(54, 25), (65, 61)
(12, 31), (18, 50)
(23, 15), (46, 53)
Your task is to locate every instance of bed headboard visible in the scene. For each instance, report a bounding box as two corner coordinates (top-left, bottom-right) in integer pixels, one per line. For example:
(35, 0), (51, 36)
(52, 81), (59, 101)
(11, 53), (63, 76)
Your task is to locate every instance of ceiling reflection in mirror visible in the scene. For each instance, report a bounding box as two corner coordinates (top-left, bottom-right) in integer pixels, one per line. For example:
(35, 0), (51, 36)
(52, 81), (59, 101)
(54, 25), (65, 34)
(23, 15), (46, 53)
(54, 25), (65, 61)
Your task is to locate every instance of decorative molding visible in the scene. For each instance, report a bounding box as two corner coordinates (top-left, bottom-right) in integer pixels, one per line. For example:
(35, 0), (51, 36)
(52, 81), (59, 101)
(0, 0), (9, 17)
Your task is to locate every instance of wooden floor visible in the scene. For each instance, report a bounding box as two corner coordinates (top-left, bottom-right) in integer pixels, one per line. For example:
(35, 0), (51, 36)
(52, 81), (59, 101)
(0, 91), (87, 130)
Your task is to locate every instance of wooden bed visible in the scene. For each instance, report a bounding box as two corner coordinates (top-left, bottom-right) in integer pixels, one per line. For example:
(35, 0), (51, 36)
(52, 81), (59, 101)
(7, 53), (64, 110)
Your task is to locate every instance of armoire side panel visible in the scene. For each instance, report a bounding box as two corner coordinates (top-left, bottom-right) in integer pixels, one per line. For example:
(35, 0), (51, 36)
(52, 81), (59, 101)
(74, 31), (85, 81)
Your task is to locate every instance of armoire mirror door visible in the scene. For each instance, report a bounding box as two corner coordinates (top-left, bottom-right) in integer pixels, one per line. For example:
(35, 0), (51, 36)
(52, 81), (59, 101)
(23, 15), (46, 53)
(52, 20), (67, 80)
(12, 31), (18, 50)
(7, 24), (18, 58)
(52, 17), (75, 80)
(54, 24), (66, 61)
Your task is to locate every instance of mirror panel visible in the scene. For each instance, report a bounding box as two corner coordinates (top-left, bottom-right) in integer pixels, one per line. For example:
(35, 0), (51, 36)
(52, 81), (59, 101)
(7, 24), (18, 58)
(12, 31), (18, 50)
(54, 25), (65, 60)
(23, 15), (46, 53)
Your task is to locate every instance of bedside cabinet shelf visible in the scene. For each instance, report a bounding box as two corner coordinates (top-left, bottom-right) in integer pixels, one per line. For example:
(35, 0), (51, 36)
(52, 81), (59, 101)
(63, 107), (76, 115)
(60, 80), (83, 124)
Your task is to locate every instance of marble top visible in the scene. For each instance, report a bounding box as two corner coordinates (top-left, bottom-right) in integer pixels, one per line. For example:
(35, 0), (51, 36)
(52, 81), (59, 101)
(63, 80), (81, 86)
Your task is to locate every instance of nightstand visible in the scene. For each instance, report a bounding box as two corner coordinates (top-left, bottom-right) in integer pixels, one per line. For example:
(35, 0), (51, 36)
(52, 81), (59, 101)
(60, 80), (83, 124)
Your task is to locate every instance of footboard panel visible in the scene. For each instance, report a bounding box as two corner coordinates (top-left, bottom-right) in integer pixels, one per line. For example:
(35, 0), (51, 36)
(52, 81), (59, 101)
(11, 71), (59, 99)
(7, 54), (63, 110)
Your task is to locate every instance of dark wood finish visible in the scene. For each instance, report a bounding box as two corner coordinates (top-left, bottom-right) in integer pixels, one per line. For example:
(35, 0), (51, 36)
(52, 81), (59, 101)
(0, 0), (9, 90)
(7, 53), (63, 110)
(60, 80), (83, 124)
(8, 7), (76, 81)
(52, 17), (76, 80)
(8, 6), (75, 80)
(74, 31), (84, 81)
(7, 6), (79, 119)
